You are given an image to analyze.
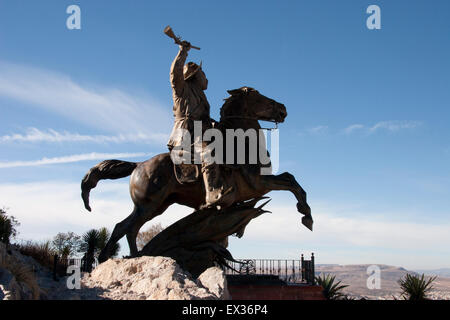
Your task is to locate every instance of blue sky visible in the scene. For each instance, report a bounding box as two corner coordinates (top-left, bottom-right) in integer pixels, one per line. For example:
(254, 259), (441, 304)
(1, 0), (449, 269)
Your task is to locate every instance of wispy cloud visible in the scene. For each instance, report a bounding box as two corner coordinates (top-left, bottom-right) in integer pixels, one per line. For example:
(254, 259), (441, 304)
(0, 152), (149, 168)
(343, 124), (364, 134)
(307, 125), (328, 135)
(0, 128), (168, 145)
(0, 61), (171, 135)
(343, 121), (422, 135)
(369, 120), (422, 132)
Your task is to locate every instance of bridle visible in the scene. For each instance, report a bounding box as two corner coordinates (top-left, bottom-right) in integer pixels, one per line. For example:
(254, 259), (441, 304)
(220, 94), (280, 131)
(221, 115), (279, 130)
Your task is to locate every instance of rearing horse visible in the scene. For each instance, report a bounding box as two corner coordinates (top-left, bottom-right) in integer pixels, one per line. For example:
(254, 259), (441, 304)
(81, 87), (312, 262)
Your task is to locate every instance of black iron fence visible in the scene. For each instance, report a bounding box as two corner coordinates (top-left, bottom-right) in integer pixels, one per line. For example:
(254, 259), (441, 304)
(224, 253), (315, 285)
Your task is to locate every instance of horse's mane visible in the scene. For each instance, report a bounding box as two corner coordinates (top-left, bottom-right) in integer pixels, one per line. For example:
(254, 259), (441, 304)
(220, 87), (256, 121)
(220, 95), (239, 121)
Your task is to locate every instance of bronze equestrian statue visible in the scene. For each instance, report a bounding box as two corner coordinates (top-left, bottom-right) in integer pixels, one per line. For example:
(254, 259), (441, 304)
(81, 28), (312, 263)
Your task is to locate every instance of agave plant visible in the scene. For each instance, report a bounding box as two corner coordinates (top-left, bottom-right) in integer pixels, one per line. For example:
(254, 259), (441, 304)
(315, 273), (349, 300)
(80, 229), (100, 272)
(398, 273), (436, 300)
(79, 227), (120, 272)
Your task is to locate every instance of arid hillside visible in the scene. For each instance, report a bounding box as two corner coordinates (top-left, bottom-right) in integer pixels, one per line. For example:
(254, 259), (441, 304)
(316, 264), (450, 299)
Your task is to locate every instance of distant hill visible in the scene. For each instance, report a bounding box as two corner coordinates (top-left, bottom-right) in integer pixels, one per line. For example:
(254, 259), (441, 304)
(414, 268), (450, 278)
(316, 264), (450, 299)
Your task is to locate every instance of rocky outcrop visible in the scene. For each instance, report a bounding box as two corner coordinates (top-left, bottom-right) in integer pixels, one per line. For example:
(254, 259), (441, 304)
(0, 242), (40, 300)
(79, 256), (230, 300)
(197, 266), (230, 300)
(1, 241), (230, 300)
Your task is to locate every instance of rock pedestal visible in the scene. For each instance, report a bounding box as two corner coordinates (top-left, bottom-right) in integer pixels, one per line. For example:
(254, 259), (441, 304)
(80, 256), (230, 300)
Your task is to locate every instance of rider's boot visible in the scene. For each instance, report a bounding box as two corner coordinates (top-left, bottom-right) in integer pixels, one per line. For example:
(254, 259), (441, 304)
(201, 163), (234, 210)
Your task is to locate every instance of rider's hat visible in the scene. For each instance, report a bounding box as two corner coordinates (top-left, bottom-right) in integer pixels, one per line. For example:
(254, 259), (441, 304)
(183, 61), (202, 80)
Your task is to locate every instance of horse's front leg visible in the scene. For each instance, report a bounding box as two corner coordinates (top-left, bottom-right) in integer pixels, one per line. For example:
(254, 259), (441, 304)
(259, 172), (313, 231)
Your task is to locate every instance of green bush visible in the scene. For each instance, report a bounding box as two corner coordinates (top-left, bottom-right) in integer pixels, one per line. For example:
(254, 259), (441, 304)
(0, 208), (20, 245)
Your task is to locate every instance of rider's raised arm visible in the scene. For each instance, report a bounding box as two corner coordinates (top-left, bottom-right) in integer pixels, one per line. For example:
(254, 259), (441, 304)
(170, 45), (189, 96)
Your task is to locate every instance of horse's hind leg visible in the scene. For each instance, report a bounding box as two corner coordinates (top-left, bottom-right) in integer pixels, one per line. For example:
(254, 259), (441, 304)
(126, 201), (172, 257)
(98, 205), (142, 263)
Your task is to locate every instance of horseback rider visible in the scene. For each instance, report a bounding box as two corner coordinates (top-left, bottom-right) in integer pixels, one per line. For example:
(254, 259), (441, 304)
(167, 40), (233, 209)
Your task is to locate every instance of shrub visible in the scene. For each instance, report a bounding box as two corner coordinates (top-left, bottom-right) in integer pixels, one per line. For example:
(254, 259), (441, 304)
(0, 208), (20, 245)
(15, 240), (56, 270)
(398, 273), (436, 300)
(315, 273), (349, 300)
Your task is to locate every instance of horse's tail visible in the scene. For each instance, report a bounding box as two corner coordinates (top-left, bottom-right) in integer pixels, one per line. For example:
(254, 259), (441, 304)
(81, 159), (138, 212)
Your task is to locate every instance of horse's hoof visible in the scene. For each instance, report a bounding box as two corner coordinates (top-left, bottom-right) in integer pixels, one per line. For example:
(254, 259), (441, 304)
(301, 216), (313, 231)
(81, 191), (92, 212)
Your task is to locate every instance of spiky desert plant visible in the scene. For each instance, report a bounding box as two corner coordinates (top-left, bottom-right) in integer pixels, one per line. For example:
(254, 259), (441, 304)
(80, 229), (100, 272)
(79, 227), (119, 271)
(315, 273), (349, 300)
(398, 273), (436, 300)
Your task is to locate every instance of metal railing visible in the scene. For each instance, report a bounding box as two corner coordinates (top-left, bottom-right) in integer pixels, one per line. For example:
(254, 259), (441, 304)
(224, 253), (315, 284)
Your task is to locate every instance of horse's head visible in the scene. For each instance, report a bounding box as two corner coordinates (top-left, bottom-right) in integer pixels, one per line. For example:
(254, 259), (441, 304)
(220, 87), (287, 124)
